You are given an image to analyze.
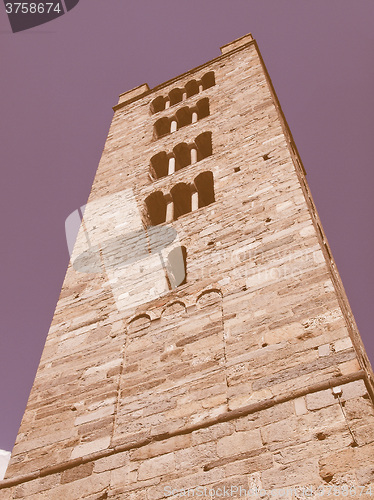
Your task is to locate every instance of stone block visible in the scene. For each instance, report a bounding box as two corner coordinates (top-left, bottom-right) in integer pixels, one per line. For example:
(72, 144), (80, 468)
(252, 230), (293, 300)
(356, 466), (374, 486)
(319, 444), (374, 482)
(223, 451), (274, 477)
(13, 474), (61, 498)
(61, 461), (94, 484)
(352, 424), (374, 446)
(344, 397), (374, 421)
(93, 450), (129, 473)
(261, 418), (297, 446)
(131, 435), (191, 461)
(217, 429), (262, 458)
(74, 405), (115, 426)
(12, 428), (73, 456)
(318, 344), (330, 357)
(174, 442), (216, 471)
(294, 397), (308, 416)
(334, 337), (353, 352)
(341, 380), (367, 400)
(338, 358), (361, 375)
(192, 422), (235, 446)
(70, 436), (111, 459)
(137, 452), (175, 481)
(264, 322), (304, 345)
(306, 389), (336, 411)
(148, 469), (226, 500)
(261, 459), (320, 489)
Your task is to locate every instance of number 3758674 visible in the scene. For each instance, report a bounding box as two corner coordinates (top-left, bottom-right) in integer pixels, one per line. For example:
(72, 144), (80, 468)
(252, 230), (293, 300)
(5, 3), (61, 14)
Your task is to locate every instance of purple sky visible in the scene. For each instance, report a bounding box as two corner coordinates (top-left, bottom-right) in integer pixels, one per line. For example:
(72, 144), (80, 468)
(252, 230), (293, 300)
(1, 1), (373, 452)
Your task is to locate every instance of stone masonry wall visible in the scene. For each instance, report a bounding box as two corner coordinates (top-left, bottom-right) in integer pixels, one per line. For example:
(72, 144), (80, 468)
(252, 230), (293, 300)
(2, 34), (373, 498)
(2, 380), (374, 499)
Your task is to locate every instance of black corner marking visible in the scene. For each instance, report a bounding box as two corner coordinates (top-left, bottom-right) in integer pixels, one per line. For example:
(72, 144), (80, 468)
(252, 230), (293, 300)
(4, 0), (80, 33)
(64, 0), (79, 12)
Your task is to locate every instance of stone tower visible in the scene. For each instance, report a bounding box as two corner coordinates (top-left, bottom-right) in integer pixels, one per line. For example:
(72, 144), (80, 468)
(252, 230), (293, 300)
(2, 34), (374, 499)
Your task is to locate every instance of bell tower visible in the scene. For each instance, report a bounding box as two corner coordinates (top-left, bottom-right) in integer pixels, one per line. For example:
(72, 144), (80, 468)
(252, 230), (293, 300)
(2, 33), (374, 499)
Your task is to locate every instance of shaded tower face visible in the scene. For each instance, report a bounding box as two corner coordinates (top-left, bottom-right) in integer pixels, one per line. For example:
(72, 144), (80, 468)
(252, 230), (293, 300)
(2, 34), (374, 498)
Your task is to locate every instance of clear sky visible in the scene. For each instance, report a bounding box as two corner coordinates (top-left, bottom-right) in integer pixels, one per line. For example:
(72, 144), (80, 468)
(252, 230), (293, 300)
(1, 0), (373, 453)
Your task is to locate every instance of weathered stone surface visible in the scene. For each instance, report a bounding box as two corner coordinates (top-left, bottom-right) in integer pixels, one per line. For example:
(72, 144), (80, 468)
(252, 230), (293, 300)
(137, 452), (175, 481)
(356, 466), (374, 486)
(261, 459), (320, 489)
(217, 430), (263, 458)
(2, 33), (373, 499)
(60, 462), (94, 484)
(306, 388), (337, 411)
(294, 397), (308, 416)
(131, 434), (191, 461)
(70, 436), (111, 459)
(319, 444), (374, 482)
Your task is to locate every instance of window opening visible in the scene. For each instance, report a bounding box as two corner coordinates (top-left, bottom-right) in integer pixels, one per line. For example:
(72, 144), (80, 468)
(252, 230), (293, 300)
(169, 88), (184, 106)
(201, 71), (215, 90)
(195, 132), (212, 160)
(150, 152), (168, 179)
(185, 80), (199, 98)
(145, 191), (167, 225)
(194, 171), (215, 208)
(171, 183), (191, 219)
(173, 143), (191, 171)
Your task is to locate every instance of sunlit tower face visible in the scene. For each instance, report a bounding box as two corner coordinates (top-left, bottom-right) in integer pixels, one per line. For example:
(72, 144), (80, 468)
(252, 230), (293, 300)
(2, 34), (374, 499)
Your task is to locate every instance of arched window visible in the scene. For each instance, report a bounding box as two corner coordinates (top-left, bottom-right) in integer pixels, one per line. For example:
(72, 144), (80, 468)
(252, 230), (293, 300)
(201, 71), (215, 90)
(169, 88), (184, 106)
(185, 80), (199, 98)
(173, 143), (191, 171)
(150, 96), (166, 114)
(196, 98), (210, 120)
(150, 73), (215, 115)
(149, 132), (213, 182)
(176, 107), (192, 128)
(150, 152), (168, 179)
(171, 183), (191, 219)
(194, 171), (215, 208)
(154, 117), (170, 139)
(195, 131), (212, 160)
(145, 191), (167, 226)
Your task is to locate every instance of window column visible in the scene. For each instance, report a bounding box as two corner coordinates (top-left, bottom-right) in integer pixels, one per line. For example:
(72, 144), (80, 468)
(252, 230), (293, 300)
(168, 156), (176, 175)
(165, 194), (174, 222)
(170, 120), (177, 133)
(191, 146), (198, 164)
(191, 188), (199, 212)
